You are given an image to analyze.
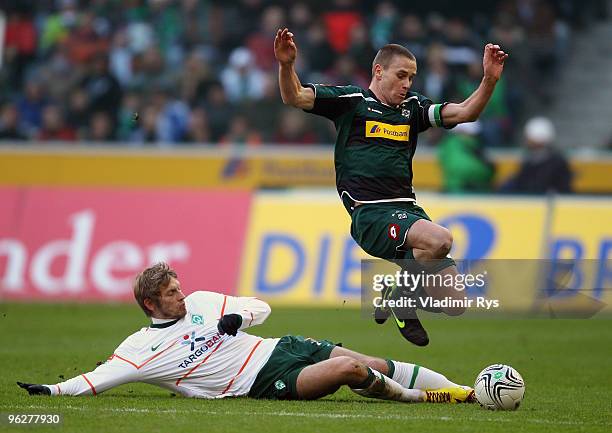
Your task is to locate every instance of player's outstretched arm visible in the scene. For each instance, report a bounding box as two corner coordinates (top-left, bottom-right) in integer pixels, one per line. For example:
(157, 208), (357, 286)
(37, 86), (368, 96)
(441, 43), (508, 126)
(274, 28), (315, 110)
(17, 355), (139, 396)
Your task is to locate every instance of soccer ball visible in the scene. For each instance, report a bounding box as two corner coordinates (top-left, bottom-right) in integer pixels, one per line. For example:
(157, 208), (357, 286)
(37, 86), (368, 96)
(474, 364), (525, 410)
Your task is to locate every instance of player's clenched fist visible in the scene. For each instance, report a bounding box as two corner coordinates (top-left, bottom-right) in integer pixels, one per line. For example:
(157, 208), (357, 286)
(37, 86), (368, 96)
(17, 381), (51, 395)
(217, 314), (243, 336)
(274, 28), (297, 65)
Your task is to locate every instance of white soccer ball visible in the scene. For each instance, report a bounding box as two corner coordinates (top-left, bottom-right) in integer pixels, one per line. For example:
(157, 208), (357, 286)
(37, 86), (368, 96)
(474, 364), (525, 410)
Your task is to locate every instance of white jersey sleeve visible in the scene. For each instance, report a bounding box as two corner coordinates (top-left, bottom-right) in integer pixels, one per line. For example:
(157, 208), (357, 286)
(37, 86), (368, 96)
(186, 291), (271, 330)
(44, 339), (140, 396)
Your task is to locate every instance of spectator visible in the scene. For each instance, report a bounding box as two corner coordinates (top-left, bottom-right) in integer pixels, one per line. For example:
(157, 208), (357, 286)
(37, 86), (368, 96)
(184, 107), (211, 144)
(322, 0), (363, 54)
(0, 103), (27, 140)
(437, 121), (495, 193)
(150, 88), (190, 143)
(80, 54), (122, 126)
(301, 23), (336, 78)
(273, 108), (318, 145)
(370, 1), (397, 48)
(246, 5), (285, 71)
(38, 46), (82, 104)
(220, 47), (266, 103)
(394, 14), (429, 61)
(203, 83), (234, 142)
(220, 114), (262, 146)
(179, 51), (216, 106)
(116, 92), (143, 141)
(500, 117), (572, 194)
(37, 105), (77, 142)
(87, 111), (115, 142)
(347, 23), (377, 77)
(16, 81), (48, 136)
(3, 10), (37, 90)
(423, 44), (454, 103)
(39, 0), (78, 54)
(129, 106), (161, 145)
(65, 88), (90, 138)
(64, 10), (109, 65)
(456, 61), (512, 147)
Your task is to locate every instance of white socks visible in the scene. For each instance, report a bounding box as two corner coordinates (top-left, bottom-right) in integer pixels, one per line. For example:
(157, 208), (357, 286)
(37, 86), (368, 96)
(351, 368), (424, 402)
(388, 360), (460, 389)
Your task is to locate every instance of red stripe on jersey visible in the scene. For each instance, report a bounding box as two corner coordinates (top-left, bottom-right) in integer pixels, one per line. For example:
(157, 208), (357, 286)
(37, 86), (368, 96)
(249, 312), (254, 327)
(81, 374), (97, 396)
(176, 339), (225, 386)
(219, 295), (228, 318)
(220, 339), (263, 395)
(56, 385), (61, 395)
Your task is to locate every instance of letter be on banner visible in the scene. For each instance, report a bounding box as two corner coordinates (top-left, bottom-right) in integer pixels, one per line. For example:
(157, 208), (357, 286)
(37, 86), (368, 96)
(547, 238), (584, 298)
(256, 233), (305, 293)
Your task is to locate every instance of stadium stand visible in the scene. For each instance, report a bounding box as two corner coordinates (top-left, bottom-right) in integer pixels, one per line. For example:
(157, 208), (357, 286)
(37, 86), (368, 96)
(0, 0), (609, 148)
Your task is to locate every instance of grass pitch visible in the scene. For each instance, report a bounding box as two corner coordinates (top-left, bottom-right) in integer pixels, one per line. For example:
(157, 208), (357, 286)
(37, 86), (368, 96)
(0, 303), (610, 433)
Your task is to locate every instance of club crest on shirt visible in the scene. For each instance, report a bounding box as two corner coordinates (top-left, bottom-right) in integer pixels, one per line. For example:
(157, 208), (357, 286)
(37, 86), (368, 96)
(191, 314), (204, 325)
(401, 108), (411, 118)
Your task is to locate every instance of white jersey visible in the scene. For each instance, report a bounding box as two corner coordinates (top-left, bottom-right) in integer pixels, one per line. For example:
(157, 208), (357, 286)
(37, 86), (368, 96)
(45, 292), (278, 399)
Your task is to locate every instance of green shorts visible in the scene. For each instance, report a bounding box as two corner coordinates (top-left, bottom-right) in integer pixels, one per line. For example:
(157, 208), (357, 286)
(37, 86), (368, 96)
(248, 335), (337, 400)
(350, 201), (454, 273)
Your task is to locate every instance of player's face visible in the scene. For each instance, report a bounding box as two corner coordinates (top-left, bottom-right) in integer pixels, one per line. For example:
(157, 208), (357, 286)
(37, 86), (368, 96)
(378, 56), (417, 107)
(154, 277), (187, 319)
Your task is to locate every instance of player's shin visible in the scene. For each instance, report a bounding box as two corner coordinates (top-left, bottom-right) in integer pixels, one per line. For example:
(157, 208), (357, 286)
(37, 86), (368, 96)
(386, 360), (462, 389)
(350, 368), (424, 402)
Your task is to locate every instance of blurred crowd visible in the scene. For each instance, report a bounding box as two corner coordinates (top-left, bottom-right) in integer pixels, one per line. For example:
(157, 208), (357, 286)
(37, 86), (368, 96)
(0, 0), (607, 147)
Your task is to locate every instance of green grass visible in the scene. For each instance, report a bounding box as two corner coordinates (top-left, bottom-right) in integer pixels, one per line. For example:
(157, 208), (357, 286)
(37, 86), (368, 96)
(0, 303), (610, 433)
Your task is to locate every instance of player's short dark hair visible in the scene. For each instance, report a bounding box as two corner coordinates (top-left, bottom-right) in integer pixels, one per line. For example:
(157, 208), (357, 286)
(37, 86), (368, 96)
(133, 262), (177, 317)
(372, 44), (416, 75)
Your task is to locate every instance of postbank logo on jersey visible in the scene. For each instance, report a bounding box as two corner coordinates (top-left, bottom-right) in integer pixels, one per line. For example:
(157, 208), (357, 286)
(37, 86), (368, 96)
(365, 121), (410, 141)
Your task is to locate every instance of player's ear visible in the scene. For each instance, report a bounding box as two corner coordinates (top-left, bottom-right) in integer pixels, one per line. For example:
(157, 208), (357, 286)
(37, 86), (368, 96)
(144, 298), (157, 316)
(373, 64), (383, 80)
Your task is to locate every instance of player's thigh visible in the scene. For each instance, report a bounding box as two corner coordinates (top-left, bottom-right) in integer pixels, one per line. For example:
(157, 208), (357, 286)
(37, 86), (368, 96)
(329, 346), (388, 374)
(351, 204), (421, 259)
(403, 219), (452, 253)
(295, 357), (359, 400)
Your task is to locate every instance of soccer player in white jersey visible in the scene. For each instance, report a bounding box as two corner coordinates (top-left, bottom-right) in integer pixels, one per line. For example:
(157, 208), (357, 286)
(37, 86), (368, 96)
(18, 262), (474, 403)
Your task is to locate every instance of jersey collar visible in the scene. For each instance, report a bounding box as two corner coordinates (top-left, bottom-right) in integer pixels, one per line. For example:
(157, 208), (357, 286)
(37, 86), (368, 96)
(149, 317), (180, 329)
(367, 88), (398, 109)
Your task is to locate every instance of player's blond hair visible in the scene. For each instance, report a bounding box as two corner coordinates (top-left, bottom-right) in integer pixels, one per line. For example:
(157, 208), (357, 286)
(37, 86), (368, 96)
(133, 262), (177, 317)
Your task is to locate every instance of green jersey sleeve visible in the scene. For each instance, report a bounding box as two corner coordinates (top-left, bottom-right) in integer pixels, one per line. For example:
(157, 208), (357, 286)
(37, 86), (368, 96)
(414, 93), (453, 132)
(303, 84), (365, 121)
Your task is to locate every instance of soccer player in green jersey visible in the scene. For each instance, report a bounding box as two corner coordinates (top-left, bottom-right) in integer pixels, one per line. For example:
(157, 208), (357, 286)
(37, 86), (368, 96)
(274, 28), (508, 346)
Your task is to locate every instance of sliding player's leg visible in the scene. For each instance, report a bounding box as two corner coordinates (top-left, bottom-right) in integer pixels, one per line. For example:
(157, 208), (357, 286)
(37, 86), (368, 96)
(295, 356), (424, 402)
(328, 346), (474, 398)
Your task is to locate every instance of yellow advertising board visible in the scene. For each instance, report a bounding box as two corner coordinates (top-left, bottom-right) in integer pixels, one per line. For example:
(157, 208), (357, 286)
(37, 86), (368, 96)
(238, 192), (612, 312)
(1, 147), (611, 193)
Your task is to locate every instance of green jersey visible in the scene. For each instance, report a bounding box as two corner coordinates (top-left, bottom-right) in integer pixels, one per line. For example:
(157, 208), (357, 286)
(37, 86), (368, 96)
(304, 84), (448, 212)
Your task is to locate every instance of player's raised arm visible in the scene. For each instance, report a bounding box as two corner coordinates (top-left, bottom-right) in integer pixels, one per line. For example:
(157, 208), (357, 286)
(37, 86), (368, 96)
(274, 28), (314, 110)
(440, 43), (509, 126)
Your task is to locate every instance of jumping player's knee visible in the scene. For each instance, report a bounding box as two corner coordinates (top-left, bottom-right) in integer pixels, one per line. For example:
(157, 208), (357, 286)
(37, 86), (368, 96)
(431, 229), (452, 259)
